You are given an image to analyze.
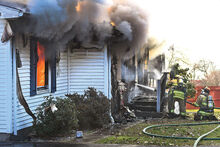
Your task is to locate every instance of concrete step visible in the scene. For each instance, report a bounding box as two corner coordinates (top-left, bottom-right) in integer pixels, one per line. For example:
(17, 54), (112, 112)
(130, 96), (157, 104)
(131, 95), (157, 101)
(129, 95), (159, 118)
(131, 101), (156, 106)
(131, 105), (156, 111)
(129, 95), (157, 112)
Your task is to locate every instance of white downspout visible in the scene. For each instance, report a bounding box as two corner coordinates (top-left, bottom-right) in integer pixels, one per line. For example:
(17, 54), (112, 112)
(12, 38), (17, 135)
(67, 47), (70, 94)
(104, 45), (108, 97)
(108, 49), (112, 99)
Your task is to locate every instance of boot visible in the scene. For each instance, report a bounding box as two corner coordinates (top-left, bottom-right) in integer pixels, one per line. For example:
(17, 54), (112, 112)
(209, 115), (218, 121)
(194, 113), (201, 121)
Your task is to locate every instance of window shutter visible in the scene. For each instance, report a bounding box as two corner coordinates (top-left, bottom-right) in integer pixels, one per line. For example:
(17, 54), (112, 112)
(30, 39), (37, 96)
(51, 52), (56, 93)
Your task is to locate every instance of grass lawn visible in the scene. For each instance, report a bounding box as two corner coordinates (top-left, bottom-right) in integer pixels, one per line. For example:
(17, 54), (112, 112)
(96, 111), (220, 146)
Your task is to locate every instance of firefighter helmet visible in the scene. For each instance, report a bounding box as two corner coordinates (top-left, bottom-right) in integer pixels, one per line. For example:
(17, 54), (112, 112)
(178, 76), (183, 83)
(178, 76), (184, 87)
(203, 86), (210, 94)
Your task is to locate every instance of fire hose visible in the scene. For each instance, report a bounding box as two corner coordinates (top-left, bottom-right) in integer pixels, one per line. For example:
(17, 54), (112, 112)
(143, 122), (220, 147)
(186, 101), (220, 109)
(193, 125), (220, 147)
(142, 102), (220, 147)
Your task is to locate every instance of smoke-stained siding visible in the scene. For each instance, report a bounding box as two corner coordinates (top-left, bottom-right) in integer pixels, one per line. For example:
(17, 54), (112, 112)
(70, 48), (106, 95)
(0, 19), (13, 133)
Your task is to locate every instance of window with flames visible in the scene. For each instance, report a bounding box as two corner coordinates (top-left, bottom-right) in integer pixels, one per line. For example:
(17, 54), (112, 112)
(30, 39), (56, 96)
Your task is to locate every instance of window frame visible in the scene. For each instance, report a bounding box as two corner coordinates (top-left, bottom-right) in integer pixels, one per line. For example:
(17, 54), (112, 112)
(30, 38), (56, 96)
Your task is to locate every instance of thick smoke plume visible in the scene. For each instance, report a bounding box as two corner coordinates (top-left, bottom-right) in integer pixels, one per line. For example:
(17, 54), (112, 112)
(9, 0), (148, 58)
(109, 0), (148, 58)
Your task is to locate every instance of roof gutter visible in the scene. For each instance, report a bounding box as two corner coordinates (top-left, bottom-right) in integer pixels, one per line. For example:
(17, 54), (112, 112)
(0, 2), (29, 19)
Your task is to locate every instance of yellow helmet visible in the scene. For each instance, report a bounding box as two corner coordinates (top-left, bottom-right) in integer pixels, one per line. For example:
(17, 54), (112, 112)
(203, 86), (210, 94)
(175, 75), (180, 79)
(179, 77), (183, 84)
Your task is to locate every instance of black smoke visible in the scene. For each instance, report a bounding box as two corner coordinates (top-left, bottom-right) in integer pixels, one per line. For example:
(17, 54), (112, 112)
(9, 0), (148, 58)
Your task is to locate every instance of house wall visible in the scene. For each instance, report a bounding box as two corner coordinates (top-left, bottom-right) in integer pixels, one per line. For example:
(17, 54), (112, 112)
(15, 36), (69, 131)
(55, 50), (68, 97)
(69, 48), (108, 95)
(14, 36), (109, 132)
(0, 19), (13, 133)
(16, 36), (42, 130)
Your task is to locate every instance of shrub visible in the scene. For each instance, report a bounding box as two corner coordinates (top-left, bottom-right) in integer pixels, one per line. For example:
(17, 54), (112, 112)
(67, 87), (111, 129)
(33, 96), (78, 137)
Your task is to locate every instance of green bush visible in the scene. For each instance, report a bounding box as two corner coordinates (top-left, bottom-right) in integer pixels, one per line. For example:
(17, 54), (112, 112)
(34, 96), (78, 137)
(67, 87), (111, 129)
(34, 88), (110, 137)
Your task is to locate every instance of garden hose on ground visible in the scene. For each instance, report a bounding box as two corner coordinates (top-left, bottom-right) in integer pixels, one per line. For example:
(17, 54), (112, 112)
(142, 101), (220, 146)
(143, 122), (220, 147)
(193, 125), (220, 147)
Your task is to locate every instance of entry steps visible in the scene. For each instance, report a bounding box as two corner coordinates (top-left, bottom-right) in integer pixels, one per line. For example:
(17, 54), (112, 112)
(129, 95), (163, 119)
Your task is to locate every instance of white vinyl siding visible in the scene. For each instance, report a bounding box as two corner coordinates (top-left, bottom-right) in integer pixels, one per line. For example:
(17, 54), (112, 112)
(55, 51), (68, 96)
(69, 49), (106, 95)
(0, 19), (13, 133)
(13, 36), (108, 132)
(15, 37), (68, 131)
(16, 36), (34, 130)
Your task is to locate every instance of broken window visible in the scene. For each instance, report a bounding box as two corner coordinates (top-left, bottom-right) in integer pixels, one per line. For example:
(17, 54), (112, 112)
(30, 39), (56, 96)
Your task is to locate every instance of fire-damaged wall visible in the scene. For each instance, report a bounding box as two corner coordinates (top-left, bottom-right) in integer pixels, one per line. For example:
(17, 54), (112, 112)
(13, 34), (110, 131)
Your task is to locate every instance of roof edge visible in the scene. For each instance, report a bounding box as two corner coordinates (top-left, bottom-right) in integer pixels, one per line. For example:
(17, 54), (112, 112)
(0, 1), (29, 13)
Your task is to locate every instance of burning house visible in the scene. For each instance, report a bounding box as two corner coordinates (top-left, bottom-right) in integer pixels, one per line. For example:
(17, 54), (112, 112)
(0, 0), (166, 136)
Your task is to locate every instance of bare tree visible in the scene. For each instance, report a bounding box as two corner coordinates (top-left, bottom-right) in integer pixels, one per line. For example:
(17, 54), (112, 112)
(166, 45), (220, 86)
(191, 59), (215, 80)
(166, 45), (190, 68)
(200, 70), (220, 86)
(190, 59), (220, 86)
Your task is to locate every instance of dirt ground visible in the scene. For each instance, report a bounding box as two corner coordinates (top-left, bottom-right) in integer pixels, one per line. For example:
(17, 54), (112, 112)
(11, 110), (220, 145)
(27, 119), (145, 144)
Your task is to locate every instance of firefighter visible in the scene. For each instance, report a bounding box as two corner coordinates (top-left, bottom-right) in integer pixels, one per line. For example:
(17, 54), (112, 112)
(194, 87), (217, 121)
(168, 75), (187, 118)
(169, 63), (180, 79)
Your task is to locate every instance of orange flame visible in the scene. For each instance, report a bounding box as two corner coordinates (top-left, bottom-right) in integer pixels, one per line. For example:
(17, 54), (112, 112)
(37, 42), (45, 87)
(75, 1), (81, 12)
(111, 21), (116, 26)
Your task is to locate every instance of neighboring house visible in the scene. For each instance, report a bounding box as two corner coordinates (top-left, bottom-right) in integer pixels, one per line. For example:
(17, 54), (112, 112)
(0, 1), (111, 135)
